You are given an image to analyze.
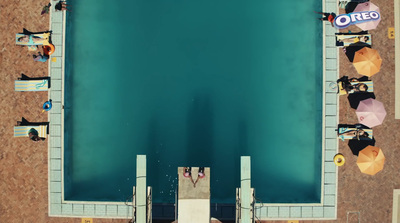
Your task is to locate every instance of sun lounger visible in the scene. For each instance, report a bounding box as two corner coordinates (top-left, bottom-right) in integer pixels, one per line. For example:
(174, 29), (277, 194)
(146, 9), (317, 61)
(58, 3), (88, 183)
(338, 80), (374, 95)
(15, 79), (49, 91)
(14, 125), (47, 138)
(15, 33), (50, 46)
(337, 127), (373, 141)
(335, 33), (372, 47)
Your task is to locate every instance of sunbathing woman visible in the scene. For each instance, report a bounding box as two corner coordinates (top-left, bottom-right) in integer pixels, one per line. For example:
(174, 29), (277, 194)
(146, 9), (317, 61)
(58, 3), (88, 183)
(17, 35), (46, 43)
(338, 35), (370, 44)
(338, 128), (369, 140)
(337, 76), (369, 94)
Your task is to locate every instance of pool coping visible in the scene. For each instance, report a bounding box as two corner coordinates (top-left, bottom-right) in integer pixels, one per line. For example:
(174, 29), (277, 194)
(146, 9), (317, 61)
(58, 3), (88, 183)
(47, 0), (339, 220)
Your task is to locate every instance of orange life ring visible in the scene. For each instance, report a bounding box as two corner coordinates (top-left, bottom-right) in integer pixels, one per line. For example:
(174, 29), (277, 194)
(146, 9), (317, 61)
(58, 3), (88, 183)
(43, 44), (55, 56)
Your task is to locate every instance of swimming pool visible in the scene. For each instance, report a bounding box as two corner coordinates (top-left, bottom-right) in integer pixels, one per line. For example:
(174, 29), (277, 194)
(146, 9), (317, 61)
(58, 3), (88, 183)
(64, 0), (322, 204)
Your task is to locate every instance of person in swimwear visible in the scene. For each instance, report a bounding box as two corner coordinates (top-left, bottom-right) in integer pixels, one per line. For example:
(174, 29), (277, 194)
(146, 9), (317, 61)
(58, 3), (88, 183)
(314, 11), (336, 27)
(18, 35), (45, 43)
(194, 167), (206, 187)
(183, 167), (195, 186)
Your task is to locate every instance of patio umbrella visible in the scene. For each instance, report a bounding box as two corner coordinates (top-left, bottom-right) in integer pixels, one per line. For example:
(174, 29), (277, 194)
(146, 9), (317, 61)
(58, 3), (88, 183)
(347, 92), (375, 109)
(356, 98), (386, 128)
(353, 47), (382, 76)
(345, 42), (371, 62)
(348, 137), (376, 156)
(357, 145), (385, 175)
(353, 2), (381, 30)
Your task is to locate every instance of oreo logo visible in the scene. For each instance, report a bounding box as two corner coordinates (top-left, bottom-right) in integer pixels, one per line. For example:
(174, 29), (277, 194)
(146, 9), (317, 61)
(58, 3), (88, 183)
(334, 11), (380, 29)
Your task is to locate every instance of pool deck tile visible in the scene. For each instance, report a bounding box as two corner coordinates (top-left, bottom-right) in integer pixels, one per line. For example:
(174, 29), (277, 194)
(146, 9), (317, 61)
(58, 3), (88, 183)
(50, 147), (61, 158)
(267, 207), (278, 218)
(324, 161), (336, 173)
(325, 70), (338, 82)
(50, 182), (62, 193)
(50, 102), (62, 113)
(325, 127), (337, 139)
(61, 203), (73, 215)
(325, 115), (336, 127)
(324, 184), (336, 195)
(323, 194), (335, 206)
(73, 204), (84, 215)
(325, 93), (337, 105)
(325, 150), (336, 161)
(324, 206), (336, 218)
(50, 204), (62, 216)
(50, 90), (62, 102)
(50, 158), (61, 170)
(313, 206), (324, 218)
(325, 138), (337, 151)
(51, 22), (63, 35)
(325, 104), (337, 116)
(50, 124), (61, 136)
(324, 172), (336, 184)
(50, 193), (62, 204)
(51, 79), (62, 90)
(301, 207), (313, 218)
(50, 113), (61, 124)
(84, 204), (95, 216)
(95, 205), (106, 216)
(289, 206), (301, 218)
(50, 136), (61, 147)
(117, 205), (131, 217)
(50, 170), (62, 181)
(51, 68), (62, 80)
(278, 207), (290, 218)
(106, 205), (118, 216)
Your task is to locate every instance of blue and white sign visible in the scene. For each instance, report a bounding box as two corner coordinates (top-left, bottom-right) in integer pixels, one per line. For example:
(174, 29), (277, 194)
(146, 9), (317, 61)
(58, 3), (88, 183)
(334, 11), (380, 29)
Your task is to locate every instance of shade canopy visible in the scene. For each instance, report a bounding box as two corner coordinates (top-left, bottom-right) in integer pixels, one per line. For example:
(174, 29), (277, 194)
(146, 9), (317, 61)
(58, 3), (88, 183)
(353, 2), (381, 30)
(357, 145), (385, 175)
(353, 47), (382, 77)
(356, 98), (386, 128)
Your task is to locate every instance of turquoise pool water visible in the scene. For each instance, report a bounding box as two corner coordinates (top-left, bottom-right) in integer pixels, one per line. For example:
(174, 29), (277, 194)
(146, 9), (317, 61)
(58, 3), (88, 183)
(64, 0), (322, 203)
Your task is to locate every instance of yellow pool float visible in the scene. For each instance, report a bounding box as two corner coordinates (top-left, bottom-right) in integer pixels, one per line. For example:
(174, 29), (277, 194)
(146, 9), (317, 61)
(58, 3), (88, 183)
(334, 153), (345, 166)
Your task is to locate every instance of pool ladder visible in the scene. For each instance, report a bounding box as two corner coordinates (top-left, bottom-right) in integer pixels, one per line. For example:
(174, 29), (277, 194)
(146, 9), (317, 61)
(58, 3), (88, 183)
(131, 186), (152, 223)
(235, 188), (255, 223)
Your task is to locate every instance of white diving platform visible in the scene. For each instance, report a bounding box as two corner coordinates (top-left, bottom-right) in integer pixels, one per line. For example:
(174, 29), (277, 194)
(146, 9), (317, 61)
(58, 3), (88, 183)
(236, 156), (254, 223)
(177, 167), (211, 223)
(135, 155), (152, 223)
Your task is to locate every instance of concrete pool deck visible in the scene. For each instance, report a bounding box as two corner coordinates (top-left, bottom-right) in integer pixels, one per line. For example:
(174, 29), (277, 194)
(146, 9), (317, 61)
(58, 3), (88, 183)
(0, 0), (396, 222)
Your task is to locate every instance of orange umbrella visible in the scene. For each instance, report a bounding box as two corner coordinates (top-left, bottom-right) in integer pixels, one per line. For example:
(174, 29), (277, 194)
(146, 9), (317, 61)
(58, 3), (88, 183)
(353, 47), (382, 77)
(357, 145), (385, 175)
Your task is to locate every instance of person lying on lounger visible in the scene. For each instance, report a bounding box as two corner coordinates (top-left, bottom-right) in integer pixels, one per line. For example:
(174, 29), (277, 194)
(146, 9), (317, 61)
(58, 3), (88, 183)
(337, 76), (369, 95)
(337, 128), (369, 140)
(17, 35), (46, 43)
(338, 35), (370, 44)
(28, 128), (45, 141)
